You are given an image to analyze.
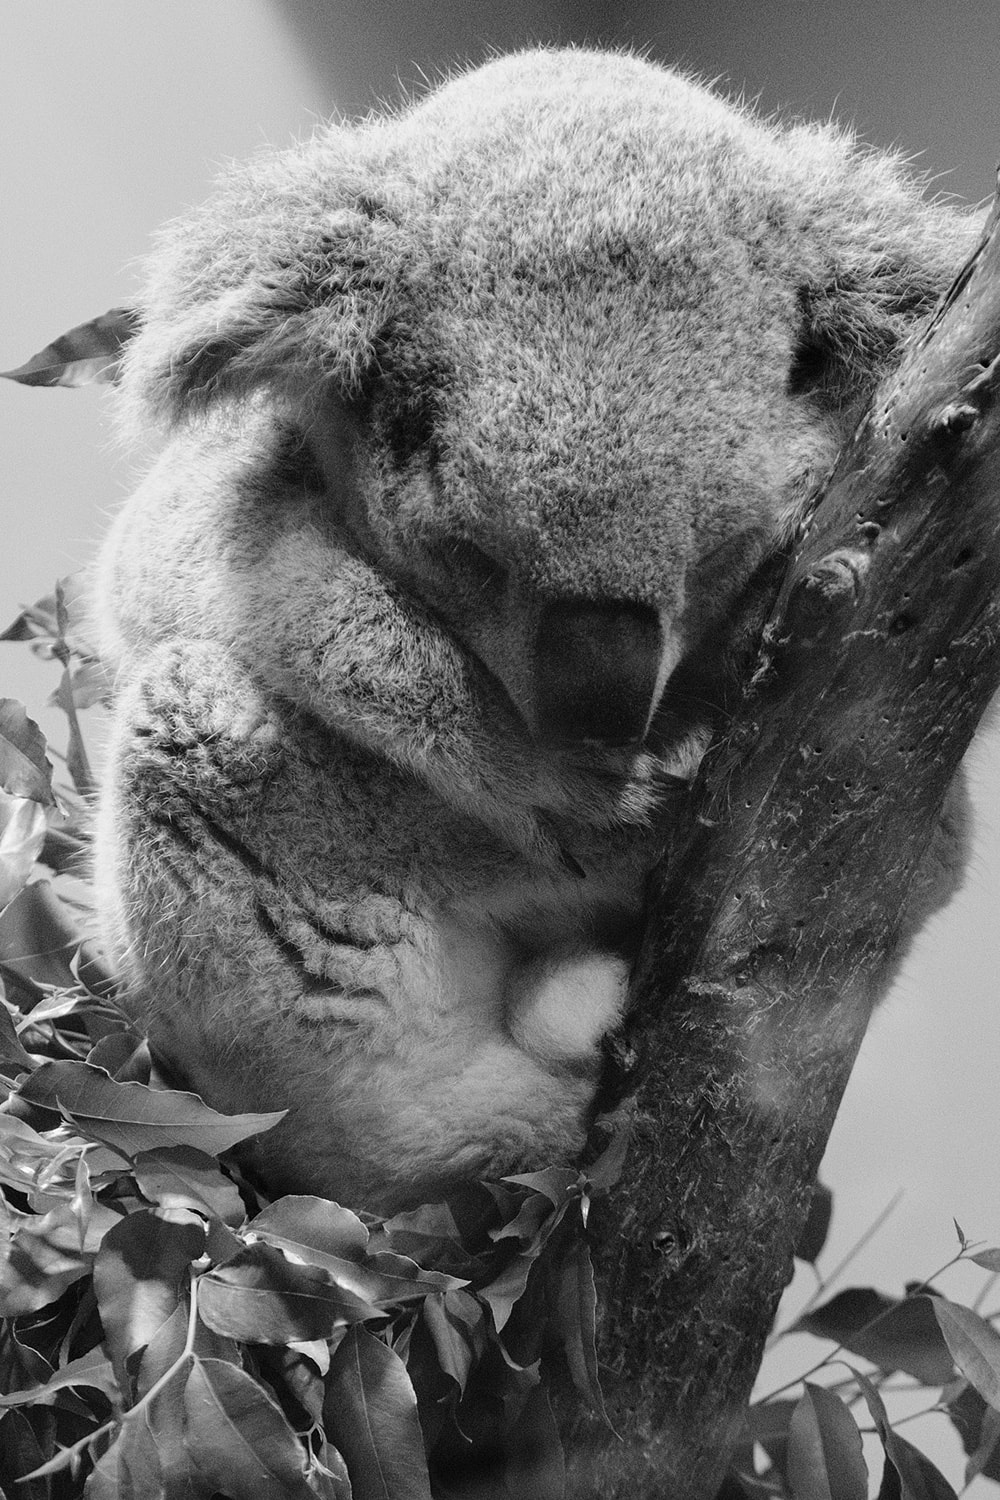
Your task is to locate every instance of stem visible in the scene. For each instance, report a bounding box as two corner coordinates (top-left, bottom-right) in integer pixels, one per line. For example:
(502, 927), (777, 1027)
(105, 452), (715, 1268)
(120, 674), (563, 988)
(53, 580), (96, 799)
(755, 1251), (966, 1405)
(20, 1275), (200, 1483)
(767, 1190), (904, 1345)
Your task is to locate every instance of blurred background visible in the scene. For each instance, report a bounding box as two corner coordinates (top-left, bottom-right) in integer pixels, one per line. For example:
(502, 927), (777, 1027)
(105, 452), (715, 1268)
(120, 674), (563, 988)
(2, 1), (999, 1487)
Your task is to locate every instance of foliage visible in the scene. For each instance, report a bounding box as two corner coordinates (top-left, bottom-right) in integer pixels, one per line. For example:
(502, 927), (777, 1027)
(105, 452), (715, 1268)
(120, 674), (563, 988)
(4, 331), (1000, 1495)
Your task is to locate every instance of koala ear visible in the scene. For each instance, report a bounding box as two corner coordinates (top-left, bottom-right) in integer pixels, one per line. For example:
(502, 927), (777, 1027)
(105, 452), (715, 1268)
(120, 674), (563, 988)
(119, 165), (396, 431)
(784, 129), (983, 409)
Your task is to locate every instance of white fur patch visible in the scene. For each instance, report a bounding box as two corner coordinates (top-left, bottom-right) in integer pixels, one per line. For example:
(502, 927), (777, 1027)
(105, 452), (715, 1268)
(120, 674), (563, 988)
(507, 951), (630, 1064)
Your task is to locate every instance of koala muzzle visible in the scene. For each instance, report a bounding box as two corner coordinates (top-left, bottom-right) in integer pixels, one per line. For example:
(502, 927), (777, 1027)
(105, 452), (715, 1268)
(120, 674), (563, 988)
(534, 599), (665, 746)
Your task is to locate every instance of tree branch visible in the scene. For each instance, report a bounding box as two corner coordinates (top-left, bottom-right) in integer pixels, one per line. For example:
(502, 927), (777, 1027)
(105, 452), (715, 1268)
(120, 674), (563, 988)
(559, 198), (1000, 1497)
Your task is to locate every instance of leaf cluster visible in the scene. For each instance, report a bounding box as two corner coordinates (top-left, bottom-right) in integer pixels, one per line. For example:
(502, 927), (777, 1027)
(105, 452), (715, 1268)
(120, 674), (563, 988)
(726, 1221), (1000, 1498)
(0, 580), (625, 1496)
(0, 1013), (621, 1499)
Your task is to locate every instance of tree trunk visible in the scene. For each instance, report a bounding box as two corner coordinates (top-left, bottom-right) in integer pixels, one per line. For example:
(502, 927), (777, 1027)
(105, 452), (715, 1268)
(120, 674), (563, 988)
(558, 199), (1000, 1497)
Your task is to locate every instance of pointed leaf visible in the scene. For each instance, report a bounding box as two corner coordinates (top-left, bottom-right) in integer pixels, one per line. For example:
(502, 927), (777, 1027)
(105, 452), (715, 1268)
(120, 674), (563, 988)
(247, 1194), (369, 1260)
(0, 795), (48, 910)
(183, 1355), (318, 1499)
(0, 1000), (35, 1074)
(478, 1251), (535, 1333)
(134, 1145), (246, 1227)
(323, 1326), (432, 1500)
(856, 1370), (958, 1500)
(2, 307), (141, 387)
(502, 1167), (578, 1206)
(795, 1182), (834, 1264)
(0, 879), (93, 994)
(0, 1346), (119, 1407)
(786, 1384), (867, 1500)
(946, 1385), (1000, 1482)
(16, 1060), (286, 1156)
(365, 1250), (466, 1297)
(132, 1312), (212, 1497)
(378, 1195), (482, 1274)
(421, 1289), (486, 1393)
(966, 1404), (1000, 1485)
(86, 1030), (153, 1084)
(2, 577), (97, 654)
(933, 1300), (1000, 1410)
(583, 1124), (630, 1196)
(198, 1241), (381, 1343)
(795, 1289), (953, 1384)
(93, 1211), (205, 1386)
(246, 1199), (459, 1305)
(0, 701), (54, 805)
(880, 1432), (958, 1500)
(491, 1191), (558, 1246)
(555, 1235), (610, 1422)
(970, 1248), (1000, 1272)
(0, 1203), (95, 1315)
(0, 1407), (56, 1500)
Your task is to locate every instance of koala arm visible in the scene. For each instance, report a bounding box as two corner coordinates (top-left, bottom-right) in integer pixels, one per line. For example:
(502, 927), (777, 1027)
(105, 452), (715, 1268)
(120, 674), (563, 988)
(96, 634), (629, 1210)
(97, 416), (659, 868)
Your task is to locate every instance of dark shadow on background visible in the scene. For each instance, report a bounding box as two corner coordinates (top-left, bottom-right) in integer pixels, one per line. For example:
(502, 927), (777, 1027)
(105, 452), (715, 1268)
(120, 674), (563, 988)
(271, 0), (996, 204)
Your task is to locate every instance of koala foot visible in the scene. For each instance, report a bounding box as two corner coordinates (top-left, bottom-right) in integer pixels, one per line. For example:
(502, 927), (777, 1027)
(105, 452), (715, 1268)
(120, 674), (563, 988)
(506, 951), (630, 1067)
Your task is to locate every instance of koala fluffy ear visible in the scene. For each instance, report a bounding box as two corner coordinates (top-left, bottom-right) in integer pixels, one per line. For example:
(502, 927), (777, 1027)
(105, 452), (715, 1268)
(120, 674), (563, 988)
(784, 127), (983, 409)
(118, 140), (399, 432)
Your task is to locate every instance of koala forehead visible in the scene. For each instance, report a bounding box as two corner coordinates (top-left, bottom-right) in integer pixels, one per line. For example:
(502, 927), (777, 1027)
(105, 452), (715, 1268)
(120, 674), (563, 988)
(125, 47), (970, 617)
(339, 54), (832, 609)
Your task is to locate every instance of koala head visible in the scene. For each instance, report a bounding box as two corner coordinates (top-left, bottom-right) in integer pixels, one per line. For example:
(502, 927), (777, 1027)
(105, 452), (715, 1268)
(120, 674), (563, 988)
(117, 49), (976, 754)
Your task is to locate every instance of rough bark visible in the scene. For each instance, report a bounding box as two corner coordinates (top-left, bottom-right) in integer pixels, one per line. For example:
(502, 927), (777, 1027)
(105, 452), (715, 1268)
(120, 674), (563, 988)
(557, 201), (1000, 1497)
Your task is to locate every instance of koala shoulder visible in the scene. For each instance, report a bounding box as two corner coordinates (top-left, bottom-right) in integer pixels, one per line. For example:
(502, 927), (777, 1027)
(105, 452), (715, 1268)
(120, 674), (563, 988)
(95, 408), (314, 674)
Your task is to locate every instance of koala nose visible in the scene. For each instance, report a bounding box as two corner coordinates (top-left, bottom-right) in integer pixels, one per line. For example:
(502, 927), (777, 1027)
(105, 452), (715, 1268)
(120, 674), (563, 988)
(534, 599), (665, 747)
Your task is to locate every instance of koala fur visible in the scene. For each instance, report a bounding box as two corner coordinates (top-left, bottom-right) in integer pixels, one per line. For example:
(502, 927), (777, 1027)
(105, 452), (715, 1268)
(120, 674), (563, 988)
(93, 48), (981, 1213)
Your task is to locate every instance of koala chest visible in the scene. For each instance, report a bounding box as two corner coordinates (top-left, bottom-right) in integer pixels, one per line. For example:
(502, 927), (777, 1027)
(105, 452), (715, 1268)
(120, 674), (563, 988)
(274, 756), (651, 1073)
(276, 863), (645, 1067)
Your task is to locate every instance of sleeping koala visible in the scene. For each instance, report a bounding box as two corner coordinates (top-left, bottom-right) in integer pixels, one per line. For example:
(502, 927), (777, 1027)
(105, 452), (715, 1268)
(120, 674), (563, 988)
(93, 48), (980, 1213)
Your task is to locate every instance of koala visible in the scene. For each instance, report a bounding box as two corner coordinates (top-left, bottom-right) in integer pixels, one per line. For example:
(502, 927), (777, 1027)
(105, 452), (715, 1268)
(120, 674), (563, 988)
(93, 48), (981, 1213)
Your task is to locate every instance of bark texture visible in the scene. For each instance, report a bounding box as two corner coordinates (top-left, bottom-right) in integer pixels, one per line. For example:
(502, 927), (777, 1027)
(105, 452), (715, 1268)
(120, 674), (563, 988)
(557, 204), (1000, 1497)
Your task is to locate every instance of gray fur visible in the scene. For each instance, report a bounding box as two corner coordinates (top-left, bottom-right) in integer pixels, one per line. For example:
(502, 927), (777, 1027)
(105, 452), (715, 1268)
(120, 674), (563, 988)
(94, 48), (980, 1211)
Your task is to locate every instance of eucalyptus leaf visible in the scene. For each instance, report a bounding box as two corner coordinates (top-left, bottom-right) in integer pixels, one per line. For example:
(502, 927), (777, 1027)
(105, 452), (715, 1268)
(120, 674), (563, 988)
(0, 701), (54, 805)
(93, 1210), (206, 1388)
(133, 1144), (246, 1227)
(1, 308), (140, 388)
(934, 1300), (1000, 1411)
(786, 1384), (867, 1500)
(198, 1242), (381, 1343)
(795, 1289), (953, 1385)
(554, 1235), (610, 1423)
(323, 1326), (433, 1500)
(183, 1355), (319, 1500)
(856, 1369), (958, 1500)
(16, 1060), (286, 1157)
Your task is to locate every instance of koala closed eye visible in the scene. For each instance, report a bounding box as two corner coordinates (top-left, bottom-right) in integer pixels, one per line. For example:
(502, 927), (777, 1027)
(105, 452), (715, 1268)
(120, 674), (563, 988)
(93, 46), (982, 1211)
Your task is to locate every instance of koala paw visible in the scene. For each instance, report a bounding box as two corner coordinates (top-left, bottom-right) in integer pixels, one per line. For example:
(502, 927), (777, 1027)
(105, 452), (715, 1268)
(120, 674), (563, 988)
(122, 642), (283, 812)
(539, 744), (666, 832)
